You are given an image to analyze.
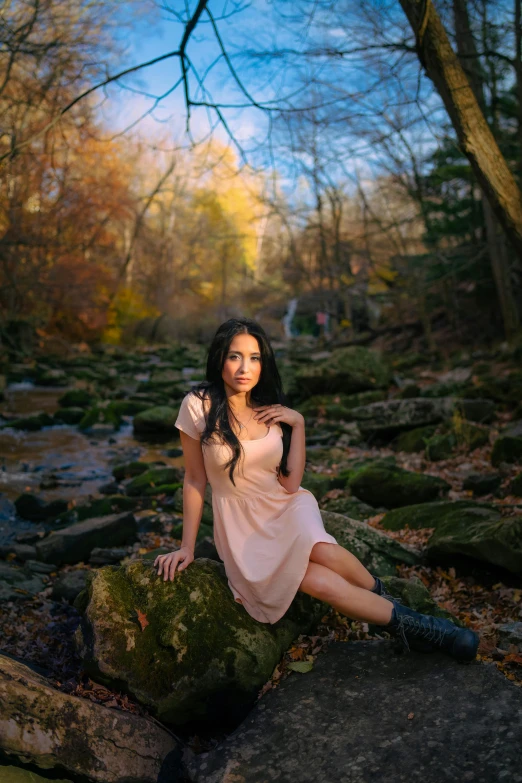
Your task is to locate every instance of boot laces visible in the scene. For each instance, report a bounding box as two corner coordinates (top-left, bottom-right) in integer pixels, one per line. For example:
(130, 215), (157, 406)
(395, 614), (448, 652)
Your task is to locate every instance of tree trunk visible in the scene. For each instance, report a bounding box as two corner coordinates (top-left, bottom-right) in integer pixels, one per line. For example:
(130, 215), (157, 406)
(453, 0), (519, 337)
(399, 0), (522, 264)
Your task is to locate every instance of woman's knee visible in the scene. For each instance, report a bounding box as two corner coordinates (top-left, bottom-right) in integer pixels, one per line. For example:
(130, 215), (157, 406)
(298, 560), (341, 602)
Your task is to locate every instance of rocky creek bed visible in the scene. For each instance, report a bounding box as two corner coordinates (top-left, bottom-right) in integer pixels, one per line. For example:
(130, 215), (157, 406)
(0, 338), (521, 781)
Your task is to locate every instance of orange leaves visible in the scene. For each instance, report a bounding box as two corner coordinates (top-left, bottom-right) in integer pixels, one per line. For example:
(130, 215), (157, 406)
(135, 609), (149, 632)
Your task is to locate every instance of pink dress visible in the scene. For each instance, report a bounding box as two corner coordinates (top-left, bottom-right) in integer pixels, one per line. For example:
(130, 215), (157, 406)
(174, 391), (338, 624)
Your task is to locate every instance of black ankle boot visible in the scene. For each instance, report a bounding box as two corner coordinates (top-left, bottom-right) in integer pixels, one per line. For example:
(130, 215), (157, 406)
(383, 599), (479, 662)
(370, 575), (394, 601)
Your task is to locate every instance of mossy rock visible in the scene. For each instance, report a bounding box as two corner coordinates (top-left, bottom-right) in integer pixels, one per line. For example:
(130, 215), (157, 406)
(491, 436), (522, 467)
(112, 461), (151, 481)
(73, 558), (333, 725)
(0, 765), (74, 782)
(107, 400), (152, 417)
(125, 467), (184, 497)
(348, 465), (450, 509)
(78, 404), (122, 431)
(392, 425), (437, 453)
(133, 406), (179, 436)
(510, 472), (522, 496)
(51, 496), (139, 528)
(143, 482), (182, 497)
(58, 389), (95, 409)
(378, 575), (460, 624)
(1, 413), (53, 431)
(53, 407), (86, 425)
(381, 500), (522, 573)
(300, 473), (345, 501)
(14, 493), (68, 522)
(462, 473), (502, 497)
(398, 384), (422, 399)
(425, 432), (457, 461)
(171, 486), (214, 526)
(298, 391), (385, 419)
(337, 456), (397, 486)
(321, 511), (421, 575)
(294, 346), (392, 396)
(319, 496), (381, 520)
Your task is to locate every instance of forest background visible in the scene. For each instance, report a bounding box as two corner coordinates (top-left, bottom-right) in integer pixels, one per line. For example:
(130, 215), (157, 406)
(2, 0), (522, 354)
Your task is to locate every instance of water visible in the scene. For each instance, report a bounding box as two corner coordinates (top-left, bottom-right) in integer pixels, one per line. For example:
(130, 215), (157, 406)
(0, 383), (184, 544)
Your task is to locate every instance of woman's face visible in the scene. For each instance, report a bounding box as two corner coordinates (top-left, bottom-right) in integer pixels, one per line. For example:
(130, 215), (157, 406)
(222, 333), (262, 394)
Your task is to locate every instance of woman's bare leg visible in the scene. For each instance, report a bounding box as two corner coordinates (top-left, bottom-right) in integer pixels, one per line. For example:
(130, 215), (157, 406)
(298, 559), (393, 624)
(309, 542), (377, 590)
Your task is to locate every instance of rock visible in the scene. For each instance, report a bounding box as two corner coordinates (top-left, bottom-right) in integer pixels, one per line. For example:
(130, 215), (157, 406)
(51, 495), (138, 528)
(112, 460), (151, 481)
(184, 640), (522, 783)
(73, 558), (333, 726)
(350, 397), (494, 441)
(51, 568), (92, 603)
(381, 500), (522, 573)
(78, 404), (122, 432)
(52, 406), (86, 425)
(88, 547), (130, 565)
(0, 765), (73, 782)
(1, 413), (54, 431)
(14, 493), (68, 522)
(58, 389), (96, 408)
(133, 405), (179, 436)
(35, 512), (138, 566)
(348, 464), (450, 509)
(0, 561), (45, 601)
(172, 485), (214, 527)
(125, 466), (184, 496)
(321, 511), (422, 575)
(392, 425), (437, 452)
(378, 575), (458, 622)
(0, 653), (182, 783)
(491, 435), (522, 467)
(510, 472), (522, 496)
(300, 473), (345, 500)
(294, 346), (392, 396)
(298, 391), (386, 419)
(319, 496), (379, 520)
(462, 473), (502, 496)
(497, 622), (522, 651)
(34, 368), (69, 386)
(9, 544), (38, 561)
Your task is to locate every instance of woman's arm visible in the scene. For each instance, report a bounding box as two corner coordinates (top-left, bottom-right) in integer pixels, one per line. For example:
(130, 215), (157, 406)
(254, 404), (306, 494)
(179, 431), (208, 552)
(155, 429), (207, 580)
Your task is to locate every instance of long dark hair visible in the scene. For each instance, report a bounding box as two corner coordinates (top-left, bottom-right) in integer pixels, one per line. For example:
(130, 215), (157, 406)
(187, 317), (292, 486)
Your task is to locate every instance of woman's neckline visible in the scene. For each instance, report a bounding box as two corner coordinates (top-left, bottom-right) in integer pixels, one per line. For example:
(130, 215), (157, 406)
(238, 425), (272, 443)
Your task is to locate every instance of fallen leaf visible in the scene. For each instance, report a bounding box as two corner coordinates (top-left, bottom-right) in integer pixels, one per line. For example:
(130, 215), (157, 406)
(136, 609), (149, 631)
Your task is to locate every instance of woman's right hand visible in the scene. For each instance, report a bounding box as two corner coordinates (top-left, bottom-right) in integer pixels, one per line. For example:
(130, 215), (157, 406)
(154, 546), (194, 581)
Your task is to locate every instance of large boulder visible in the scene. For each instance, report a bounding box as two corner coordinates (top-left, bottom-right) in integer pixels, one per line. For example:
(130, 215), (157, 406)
(350, 397), (494, 441)
(320, 511), (422, 575)
(0, 653), (182, 783)
(294, 346), (392, 396)
(348, 464), (450, 509)
(185, 640), (522, 783)
(381, 500), (522, 573)
(73, 557), (333, 726)
(35, 511), (138, 566)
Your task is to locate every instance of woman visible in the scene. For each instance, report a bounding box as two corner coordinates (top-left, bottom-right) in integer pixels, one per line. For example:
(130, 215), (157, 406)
(155, 317), (479, 662)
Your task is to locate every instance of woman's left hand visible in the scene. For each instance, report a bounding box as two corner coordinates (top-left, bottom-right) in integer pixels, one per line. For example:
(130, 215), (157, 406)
(253, 404), (304, 429)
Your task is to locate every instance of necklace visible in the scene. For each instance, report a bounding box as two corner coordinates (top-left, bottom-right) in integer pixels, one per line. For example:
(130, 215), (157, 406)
(229, 403), (255, 432)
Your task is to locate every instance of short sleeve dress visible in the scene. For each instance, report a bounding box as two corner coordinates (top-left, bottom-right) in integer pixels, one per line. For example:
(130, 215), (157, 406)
(175, 390), (338, 624)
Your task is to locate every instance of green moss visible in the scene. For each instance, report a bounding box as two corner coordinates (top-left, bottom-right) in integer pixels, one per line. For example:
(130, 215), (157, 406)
(125, 467), (183, 496)
(348, 465), (450, 509)
(491, 435), (522, 467)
